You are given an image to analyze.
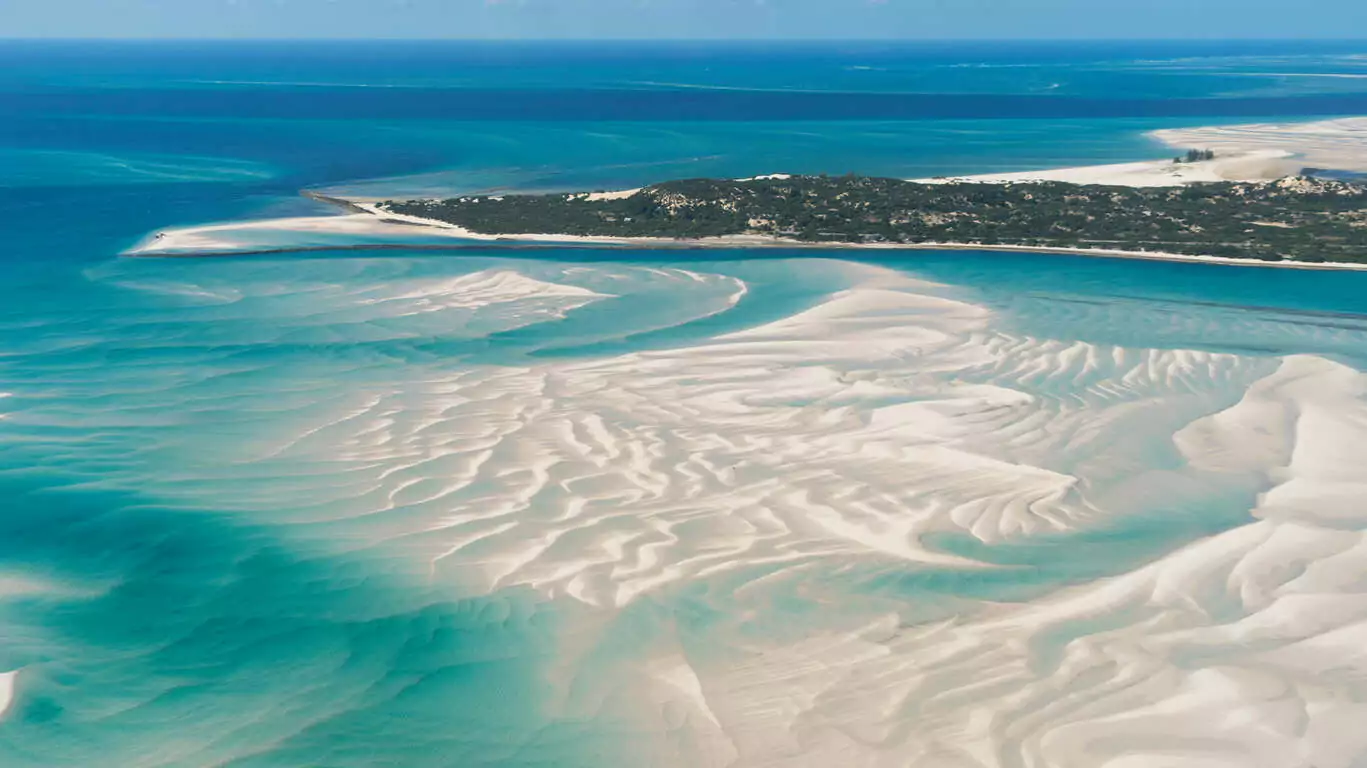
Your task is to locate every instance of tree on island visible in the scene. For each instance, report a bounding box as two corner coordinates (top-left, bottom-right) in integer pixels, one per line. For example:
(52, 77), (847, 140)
(378, 172), (1367, 264)
(1174, 148), (1217, 164)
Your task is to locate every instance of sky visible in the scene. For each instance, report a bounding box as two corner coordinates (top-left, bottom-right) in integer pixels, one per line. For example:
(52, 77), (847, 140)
(2, 0), (1366, 40)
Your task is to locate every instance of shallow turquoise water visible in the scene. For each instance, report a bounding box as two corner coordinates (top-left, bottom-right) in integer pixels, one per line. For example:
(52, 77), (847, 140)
(3, 40), (1367, 766)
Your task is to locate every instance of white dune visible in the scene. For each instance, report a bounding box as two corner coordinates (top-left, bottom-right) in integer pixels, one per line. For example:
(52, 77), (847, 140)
(916, 148), (1300, 187)
(584, 187), (642, 201)
(576, 174), (791, 202)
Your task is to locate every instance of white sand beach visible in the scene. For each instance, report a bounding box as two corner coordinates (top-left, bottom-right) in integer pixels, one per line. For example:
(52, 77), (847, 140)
(364, 200), (1367, 272)
(915, 148), (1300, 186)
(583, 188), (642, 201)
(128, 200), (1367, 271)
(1155, 116), (1367, 173)
(123, 213), (454, 255)
(923, 116), (1367, 186)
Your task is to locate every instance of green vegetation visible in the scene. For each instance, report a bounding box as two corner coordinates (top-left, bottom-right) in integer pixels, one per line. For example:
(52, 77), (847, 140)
(1174, 148), (1216, 164)
(380, 174), (1367, 263)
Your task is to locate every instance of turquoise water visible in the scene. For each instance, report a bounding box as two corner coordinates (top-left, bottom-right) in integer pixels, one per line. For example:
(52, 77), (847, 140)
(3, 40), (1367, 766)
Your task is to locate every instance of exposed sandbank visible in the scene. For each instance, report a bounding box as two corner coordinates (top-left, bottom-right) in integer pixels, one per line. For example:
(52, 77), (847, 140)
(1154, 116), (1367, 174)
(350, 202), (1367, 272)
(99, 253), (1367, 765)
(924, 117), (1367, 186)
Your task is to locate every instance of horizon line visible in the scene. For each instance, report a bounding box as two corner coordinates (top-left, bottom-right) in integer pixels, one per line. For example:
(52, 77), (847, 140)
(3, 36), (1367, 43)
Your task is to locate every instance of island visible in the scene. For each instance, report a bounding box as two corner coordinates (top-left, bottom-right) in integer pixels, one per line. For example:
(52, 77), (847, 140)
(373, 174), (1367, 264)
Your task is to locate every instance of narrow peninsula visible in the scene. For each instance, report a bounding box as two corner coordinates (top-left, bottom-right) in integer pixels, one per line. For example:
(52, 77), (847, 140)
(376, 174), (1367, 265)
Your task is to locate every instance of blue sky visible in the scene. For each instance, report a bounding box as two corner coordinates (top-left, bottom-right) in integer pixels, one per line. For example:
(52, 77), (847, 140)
(3, 0), (1366, 40)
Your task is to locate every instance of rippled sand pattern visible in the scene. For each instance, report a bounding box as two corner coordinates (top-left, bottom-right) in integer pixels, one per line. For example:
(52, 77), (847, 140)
(4, 254), (1367, 766)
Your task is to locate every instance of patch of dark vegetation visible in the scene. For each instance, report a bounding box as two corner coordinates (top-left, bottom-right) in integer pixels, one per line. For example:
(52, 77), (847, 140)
(382, 174), (1367, 263)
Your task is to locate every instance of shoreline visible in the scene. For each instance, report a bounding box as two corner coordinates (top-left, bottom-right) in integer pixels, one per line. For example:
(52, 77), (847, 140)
(343, 198), (1367, 272)
(127, 115), (1367, 270)
(137, 200), (1367, 271)
(133, 240), (1367, 272)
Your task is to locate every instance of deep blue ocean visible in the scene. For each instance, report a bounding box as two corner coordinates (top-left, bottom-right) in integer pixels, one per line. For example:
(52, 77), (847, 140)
(3, 40), (1367, 767)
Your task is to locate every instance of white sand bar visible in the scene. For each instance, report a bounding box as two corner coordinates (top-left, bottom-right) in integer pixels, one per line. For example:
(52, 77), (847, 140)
(920, 117), (1367, 186)
(1155, 116), (1367, 173)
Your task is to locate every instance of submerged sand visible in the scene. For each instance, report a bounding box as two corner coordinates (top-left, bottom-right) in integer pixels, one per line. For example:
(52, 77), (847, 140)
(85, 253), (1367, 766)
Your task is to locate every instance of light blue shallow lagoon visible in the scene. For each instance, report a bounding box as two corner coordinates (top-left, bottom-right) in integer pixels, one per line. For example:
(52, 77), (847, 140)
(3, 40), (1367, 767)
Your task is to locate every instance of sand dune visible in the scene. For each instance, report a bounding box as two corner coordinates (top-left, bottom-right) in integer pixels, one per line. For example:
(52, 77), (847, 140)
(915, 149), (1300, 187)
